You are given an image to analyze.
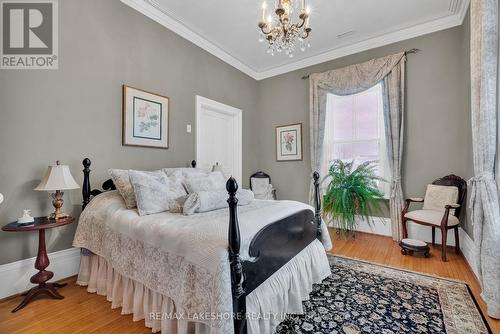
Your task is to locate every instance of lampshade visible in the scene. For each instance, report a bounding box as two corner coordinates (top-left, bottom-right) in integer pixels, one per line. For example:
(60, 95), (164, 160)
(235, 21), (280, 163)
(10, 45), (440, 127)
(212, 162), (224, 173)
(34, 161), (80, 191)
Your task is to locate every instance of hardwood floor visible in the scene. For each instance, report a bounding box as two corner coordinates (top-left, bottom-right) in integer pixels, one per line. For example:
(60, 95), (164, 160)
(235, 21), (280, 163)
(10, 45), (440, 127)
(0, 229), (498, 333)
(329, 230), (499, 333)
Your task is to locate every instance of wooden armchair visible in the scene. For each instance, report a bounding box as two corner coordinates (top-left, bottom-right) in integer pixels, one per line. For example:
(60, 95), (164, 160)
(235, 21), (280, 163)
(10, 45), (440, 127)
(401, 175), (467, 261)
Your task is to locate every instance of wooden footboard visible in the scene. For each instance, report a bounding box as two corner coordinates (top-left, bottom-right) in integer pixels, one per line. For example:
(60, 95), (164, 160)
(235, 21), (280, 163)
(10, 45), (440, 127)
(226, 172), (322, 334)
(81, 159), (322, 334)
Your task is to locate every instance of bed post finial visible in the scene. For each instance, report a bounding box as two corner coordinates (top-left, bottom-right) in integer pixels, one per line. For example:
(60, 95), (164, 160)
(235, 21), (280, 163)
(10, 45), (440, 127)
(191, 160), (197, 168)
(82, 158), (91, 210)
(226, 177), (247, 334)
(313, 171), (322, 238)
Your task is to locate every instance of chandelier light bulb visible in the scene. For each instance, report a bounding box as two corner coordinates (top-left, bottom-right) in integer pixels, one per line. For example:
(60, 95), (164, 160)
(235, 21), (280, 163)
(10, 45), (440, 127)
(257, 0), (312, 57)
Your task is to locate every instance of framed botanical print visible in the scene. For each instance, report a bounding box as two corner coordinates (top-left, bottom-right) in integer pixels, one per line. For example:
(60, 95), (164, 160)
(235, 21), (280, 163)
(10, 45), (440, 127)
(122, 85), (169, 149)
(276, 123), (303, 161)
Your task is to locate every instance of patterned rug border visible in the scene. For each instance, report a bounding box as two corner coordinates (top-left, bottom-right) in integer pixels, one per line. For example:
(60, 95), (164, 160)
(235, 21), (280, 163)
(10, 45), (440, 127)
(330, 254), (468, 285)
(465, 284), (493, 334)
(328, 254), (493, 334)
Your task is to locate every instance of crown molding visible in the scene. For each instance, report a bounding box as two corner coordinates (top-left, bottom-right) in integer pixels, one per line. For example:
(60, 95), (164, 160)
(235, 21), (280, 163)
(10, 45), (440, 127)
(120, 0), (259, 79)
(256, 0), (470, 79)
(121, 0), (469, 81)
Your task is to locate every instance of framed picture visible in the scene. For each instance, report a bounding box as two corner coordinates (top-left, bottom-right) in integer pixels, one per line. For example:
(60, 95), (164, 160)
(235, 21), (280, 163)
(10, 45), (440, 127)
(276, 123), (303, 161)
(122, 85), (169, 149)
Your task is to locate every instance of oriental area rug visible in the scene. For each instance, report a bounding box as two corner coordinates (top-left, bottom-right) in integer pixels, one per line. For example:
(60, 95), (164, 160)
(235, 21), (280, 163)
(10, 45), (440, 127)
(276, 256), (491, 334)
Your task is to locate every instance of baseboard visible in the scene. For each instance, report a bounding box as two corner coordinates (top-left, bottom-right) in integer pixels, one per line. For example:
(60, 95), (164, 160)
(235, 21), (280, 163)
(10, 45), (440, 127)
(355, 217), (458, 246)
(458, 228), (479, 278)
(354, 216), (392, 236)
(0, 247), (81, 299)
(353, 216), (479, 277)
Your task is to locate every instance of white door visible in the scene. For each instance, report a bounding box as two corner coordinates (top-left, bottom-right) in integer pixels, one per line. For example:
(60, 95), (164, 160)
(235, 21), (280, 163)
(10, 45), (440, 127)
(196, 96), (242, 184)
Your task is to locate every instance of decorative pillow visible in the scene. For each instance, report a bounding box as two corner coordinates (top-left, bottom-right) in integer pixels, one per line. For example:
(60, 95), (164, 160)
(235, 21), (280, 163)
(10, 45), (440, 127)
(167, 170), (187, 192)
(162, 167), (209, 178)
(183, 189), (254, 215)
(183, 171), (226, 194)
(129, 170), (187, 216)
(423, 184), (459, 214)
(209, 171), (226, 189)
(108, 169), (136, 209)
(169, 195), (189, 214)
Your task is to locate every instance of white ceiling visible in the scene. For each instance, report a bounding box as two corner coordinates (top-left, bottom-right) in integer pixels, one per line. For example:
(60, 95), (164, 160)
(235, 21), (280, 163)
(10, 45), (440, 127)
(121, 0), (469, 80)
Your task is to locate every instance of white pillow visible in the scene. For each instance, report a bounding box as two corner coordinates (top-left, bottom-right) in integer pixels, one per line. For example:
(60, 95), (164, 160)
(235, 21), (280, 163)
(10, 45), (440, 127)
(162, 167), (209, 178)
(183, 189), (254, 215)
(129, 170), (187, 216)
(183, 171), (226, 194)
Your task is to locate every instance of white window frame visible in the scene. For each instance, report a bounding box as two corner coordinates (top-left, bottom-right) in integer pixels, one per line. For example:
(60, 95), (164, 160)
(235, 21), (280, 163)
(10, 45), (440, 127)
(324, 83), (391, 197)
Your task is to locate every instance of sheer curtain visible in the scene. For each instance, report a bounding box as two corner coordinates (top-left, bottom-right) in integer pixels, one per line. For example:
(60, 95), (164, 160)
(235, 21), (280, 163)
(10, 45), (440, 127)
(469, 0), (500, 319)
(309, 52), (406, 241)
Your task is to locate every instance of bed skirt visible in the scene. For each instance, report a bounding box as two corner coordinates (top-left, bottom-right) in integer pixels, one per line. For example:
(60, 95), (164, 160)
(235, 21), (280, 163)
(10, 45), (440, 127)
(76, 239), (331, 334)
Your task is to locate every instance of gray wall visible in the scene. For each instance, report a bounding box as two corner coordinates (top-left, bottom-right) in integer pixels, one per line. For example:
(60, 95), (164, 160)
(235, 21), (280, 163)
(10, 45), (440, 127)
(0, 0), (259, 264)
(256, 25), (472, 234)
(0, 0), (473, 265)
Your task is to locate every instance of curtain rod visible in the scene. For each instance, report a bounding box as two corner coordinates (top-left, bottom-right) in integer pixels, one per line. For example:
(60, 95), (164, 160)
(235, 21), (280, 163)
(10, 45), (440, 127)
(300, 48), (420, 80)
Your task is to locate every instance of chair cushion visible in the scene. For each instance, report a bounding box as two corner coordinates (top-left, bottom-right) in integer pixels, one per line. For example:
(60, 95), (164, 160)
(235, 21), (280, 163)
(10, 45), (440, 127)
(423, 184), (459, 214)
(404, 209), (459, 226)
(251, 177), (270, 193)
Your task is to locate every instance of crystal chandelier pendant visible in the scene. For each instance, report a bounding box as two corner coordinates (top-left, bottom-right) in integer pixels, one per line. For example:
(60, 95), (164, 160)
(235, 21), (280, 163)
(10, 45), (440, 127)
(257, 0), (312, 57)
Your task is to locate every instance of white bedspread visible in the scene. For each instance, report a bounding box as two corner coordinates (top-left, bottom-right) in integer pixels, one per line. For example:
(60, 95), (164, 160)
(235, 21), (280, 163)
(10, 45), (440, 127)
(73, 191), (332, 334)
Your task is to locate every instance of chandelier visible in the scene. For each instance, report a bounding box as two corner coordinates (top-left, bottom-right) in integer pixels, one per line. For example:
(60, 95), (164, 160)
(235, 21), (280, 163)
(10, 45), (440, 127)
(258, 0), (311, 57)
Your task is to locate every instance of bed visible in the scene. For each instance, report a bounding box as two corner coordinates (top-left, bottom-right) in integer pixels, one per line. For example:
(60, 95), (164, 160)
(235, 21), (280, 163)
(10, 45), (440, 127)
(73, 158), (332, 334)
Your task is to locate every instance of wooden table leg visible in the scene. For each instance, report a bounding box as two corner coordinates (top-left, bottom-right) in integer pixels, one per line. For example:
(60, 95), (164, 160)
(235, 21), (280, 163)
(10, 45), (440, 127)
(11, 229), (65, 313)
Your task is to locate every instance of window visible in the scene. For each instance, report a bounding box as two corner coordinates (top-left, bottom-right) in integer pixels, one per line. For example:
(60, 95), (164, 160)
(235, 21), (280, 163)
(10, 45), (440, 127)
(323, 83), (390, 196)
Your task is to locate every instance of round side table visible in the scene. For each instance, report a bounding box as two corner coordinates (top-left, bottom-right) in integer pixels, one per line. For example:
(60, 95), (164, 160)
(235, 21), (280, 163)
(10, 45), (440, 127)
(2, 216), (74, 312)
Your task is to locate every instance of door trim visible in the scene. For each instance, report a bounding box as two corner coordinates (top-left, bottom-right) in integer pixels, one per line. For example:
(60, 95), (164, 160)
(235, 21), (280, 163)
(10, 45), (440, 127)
(195, 96), (242, 184)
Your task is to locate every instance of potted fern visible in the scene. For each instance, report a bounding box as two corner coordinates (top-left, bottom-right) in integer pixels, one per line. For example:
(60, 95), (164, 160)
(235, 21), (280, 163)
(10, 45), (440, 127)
(322, 159), (386, 236)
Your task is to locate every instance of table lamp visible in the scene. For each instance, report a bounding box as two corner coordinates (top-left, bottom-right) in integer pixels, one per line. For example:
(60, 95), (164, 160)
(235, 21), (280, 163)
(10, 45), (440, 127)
(34, 161), (80, 220)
